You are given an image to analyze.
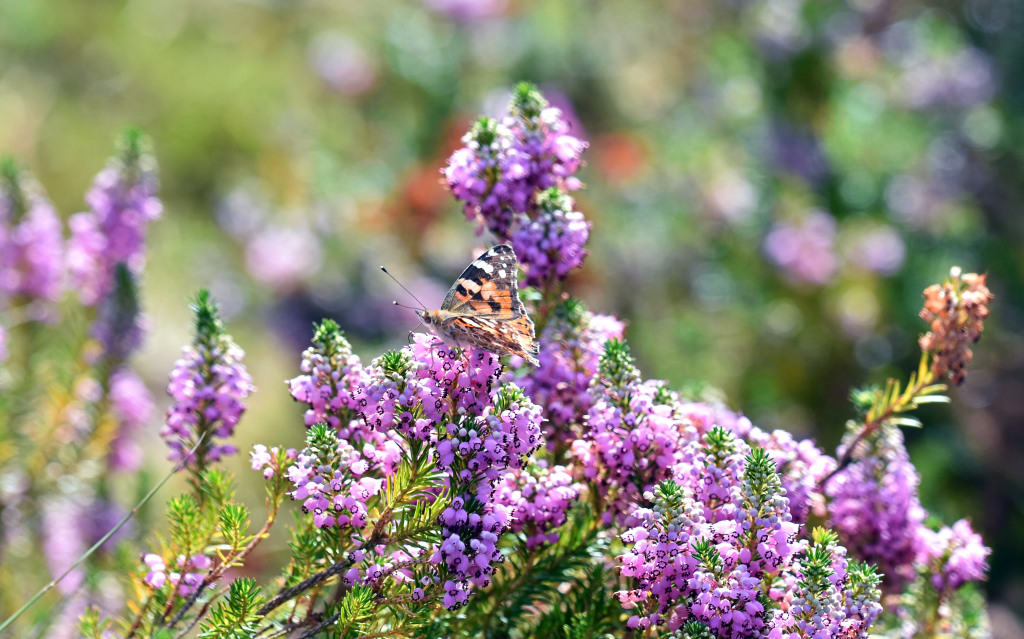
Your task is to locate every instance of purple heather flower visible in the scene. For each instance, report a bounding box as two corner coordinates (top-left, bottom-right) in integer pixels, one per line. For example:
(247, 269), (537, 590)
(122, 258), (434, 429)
(287, 426), (387, 530)
(512, 301), (625, 448)
(284, 331), (542, 609)
(67, 130), (162, 307)
(618, 430), (880, 638)
(493, 462), (582, 549)
(677, 400), (834, 524)
(444, 83), (587, 271)
(287, 319), (368, 436)
(767, 530), (882, 639)
(511, 189), (590, 288)
(0, 324), (6, 362)
(108, 369), (154, 472)
(355, 333), (542, 494)
(0, 161), (63, 311)
(572, 340), (685, 524)
(824, 423), (926, 590)
(142, 553), (212, 597)
(162, 291), (254, 468)
(763, 211), (839, 286)
(617, 432), (802, 636)
(915, 519), (990, 591)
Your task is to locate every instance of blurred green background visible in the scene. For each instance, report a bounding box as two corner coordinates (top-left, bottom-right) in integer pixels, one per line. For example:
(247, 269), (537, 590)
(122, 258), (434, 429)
(2, 0), (1023, 631)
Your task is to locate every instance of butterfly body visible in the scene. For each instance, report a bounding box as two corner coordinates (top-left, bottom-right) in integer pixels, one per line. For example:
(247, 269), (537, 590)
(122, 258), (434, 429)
(417, 245), (539, 366)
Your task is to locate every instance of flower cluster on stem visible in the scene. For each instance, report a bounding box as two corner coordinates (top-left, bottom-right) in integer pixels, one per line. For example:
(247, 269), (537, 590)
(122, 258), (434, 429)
(0, 159), (63, 312)
(444, 83), (589, 292)
(513, 298), (624, 449)
(162, 290), (254, 472)
(572, 338), (684, 524)
(67, 129), (162, 307)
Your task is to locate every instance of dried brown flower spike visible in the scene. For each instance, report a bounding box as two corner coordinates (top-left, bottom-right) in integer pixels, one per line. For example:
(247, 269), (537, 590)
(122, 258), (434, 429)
(919, 267), (993, 385)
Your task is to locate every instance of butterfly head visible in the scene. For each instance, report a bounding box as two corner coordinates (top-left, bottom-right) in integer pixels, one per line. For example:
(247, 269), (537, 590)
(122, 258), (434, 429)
(416, 309), (440, 327)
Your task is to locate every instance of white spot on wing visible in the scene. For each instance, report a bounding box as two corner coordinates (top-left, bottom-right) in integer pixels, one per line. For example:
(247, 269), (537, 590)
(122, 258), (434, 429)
(497, 269), (507, 279)
(472, 260), (494, 274)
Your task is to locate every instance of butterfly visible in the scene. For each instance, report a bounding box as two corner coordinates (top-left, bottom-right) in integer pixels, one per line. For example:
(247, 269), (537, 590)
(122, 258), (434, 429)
(417, 244), (539, 366)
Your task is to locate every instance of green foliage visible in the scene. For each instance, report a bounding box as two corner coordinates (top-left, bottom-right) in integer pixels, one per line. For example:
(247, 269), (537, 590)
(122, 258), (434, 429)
(312, 319), (352, 361)
(168, 494), (213, 552)
(380, 448), (449, 550)
(76, 607), (110, 639)
(334, 584), (376, 639)
(218, 503), (253, 549)
(191, 289), (225, 348)
(200, 468), (237, 507)
(678, 620), (716, 639)
(456, 504), (611, 638)
(528, 563), (621, 639)
(800, 528), (838, 595)
(596, 338), (641, 408)
(0, 157), (26, 217)
(693, 537), (723, 575)
(380, 348), (412, 378)
(510, 81), (547, 122)
(199, 578), (264, 639)
(703, 425), (738, 461)
(493, 382), (528, 414)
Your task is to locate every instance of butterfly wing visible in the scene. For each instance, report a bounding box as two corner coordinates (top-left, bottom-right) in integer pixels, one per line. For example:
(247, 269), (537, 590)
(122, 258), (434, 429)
(441, 244), (523, 319)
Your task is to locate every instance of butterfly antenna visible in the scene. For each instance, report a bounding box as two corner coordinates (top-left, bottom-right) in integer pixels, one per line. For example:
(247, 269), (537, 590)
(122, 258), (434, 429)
(380, 265), (428, 310)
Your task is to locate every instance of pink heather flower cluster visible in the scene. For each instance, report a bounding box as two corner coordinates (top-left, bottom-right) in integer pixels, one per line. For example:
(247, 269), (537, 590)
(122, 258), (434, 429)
(618, 431), (801, 635)
(0, 164), (63, 312)
(67, 134), (162, 307)
(287, 319), (368, 435)
(432, 494), (510, 608)
(287, 430), (388, 529)
(618, 430), (881, 638)
(768, 532), (882, 639)
(278, 327), (543, 610)
(162, 293), (254, 466)
(575, 379), (685, 524)
(444, 83), (589, 290)
(514, 303), (624, 447)
(354, 334), (541, 494)
(679, 401), (834, 524)
(824, 424), (925, 589)
(493, 462), (582, 549)
(142, 553), (212, 597)
(249, 444), (296, 479)
(570, 341), (686, 524)
(915, 519), (990, 592)
(511, 190), (590, 289)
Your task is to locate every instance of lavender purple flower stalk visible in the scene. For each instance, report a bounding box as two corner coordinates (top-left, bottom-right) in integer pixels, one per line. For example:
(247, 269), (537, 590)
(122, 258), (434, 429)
(67, 129), (162, 307)
(163, 290), (254, 470)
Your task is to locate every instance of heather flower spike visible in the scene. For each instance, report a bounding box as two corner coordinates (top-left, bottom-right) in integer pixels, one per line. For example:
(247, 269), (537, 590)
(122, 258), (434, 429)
(162, 290), (254, 473)
(445, 83), (589, 296)
(67, 128), (162, 306)
(92, 263), (145, 369)
(0, 158), (64, 312)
